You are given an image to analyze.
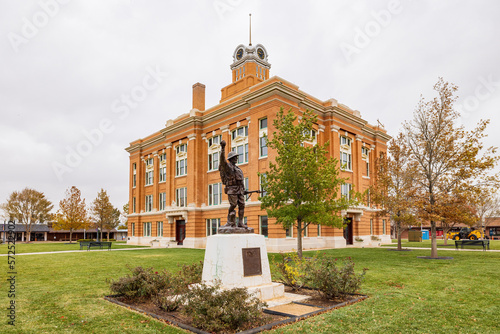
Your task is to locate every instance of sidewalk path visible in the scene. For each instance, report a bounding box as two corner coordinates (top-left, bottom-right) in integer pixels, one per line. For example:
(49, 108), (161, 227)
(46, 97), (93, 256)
(382, 246), (500, 252)
(0, 246), (157, 256)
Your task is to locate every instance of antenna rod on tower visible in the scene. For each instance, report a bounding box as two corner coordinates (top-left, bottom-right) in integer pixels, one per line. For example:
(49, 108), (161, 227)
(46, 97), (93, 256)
(249, 13), (252, 46)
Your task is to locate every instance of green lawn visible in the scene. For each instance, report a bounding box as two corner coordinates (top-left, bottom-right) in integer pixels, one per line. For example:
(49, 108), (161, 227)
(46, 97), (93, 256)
(0, 248), (498, 333)
(382, 239), (500, 250)
(0, 241), (149, 254)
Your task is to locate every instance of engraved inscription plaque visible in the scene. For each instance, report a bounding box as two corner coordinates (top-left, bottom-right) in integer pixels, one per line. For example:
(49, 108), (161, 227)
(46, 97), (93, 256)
(242, 247), (262, 277)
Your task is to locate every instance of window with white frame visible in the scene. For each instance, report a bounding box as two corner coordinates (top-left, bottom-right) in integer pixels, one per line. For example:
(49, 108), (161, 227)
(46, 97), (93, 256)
(259, 216), (268, 237)
(132, 197), (136, 213)
(208, 135), (221, 171)
(340, 136), (352, 171)
(303, 129), (317, 145)
(159, 153), (166, 182)
(206, 218), (220, 236)
(285, 226), (293, 238)
(208, 183), (222, 206)
(143, 222), (152, 237)
(260, 173), (267, 197)
(176, 143), (187, 176)
(303, 225), (308, 237)
(157, 221), (163, 237)
(341, 183), (352, 199)
(131, 222), (135, 236)
(231, 125), (248, 165)
(370, 219), (373, 235)
(132, 163), (137, 187)
(159, 192), (166, 210)
(361, 146), (370, 177)
(176, 187), (187, 207)
(145, 195), (153, 212)
(145, 158), (154, 185)
(259, 118), (268, 157)
(383, 219), (386, 235)
(317, 224), (321, 237)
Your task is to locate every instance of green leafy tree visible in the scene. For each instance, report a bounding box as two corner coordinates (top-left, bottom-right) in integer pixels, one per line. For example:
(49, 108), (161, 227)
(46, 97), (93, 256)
(260, 108), (356, 258)
(403, 78), (499, 258)
(104, 207), (121, 241)
(52, 186), (89, 243)
(1, 188), (53, 242)
(90, 189), (114, 242)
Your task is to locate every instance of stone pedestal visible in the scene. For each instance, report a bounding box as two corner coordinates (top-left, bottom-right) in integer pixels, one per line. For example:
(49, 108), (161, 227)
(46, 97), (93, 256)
(202, 234), (284, 301)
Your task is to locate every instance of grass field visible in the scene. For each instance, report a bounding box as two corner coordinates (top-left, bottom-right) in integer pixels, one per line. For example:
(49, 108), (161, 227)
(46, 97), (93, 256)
(382, 239), (500, 251)
(0, 241), (149, 254)
(0, 247), (498, 333)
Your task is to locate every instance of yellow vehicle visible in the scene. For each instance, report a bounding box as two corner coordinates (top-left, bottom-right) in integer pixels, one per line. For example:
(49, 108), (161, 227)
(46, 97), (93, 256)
(447, 227), (484, 240)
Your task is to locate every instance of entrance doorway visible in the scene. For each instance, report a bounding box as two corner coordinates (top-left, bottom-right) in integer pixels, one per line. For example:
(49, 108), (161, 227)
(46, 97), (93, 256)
(175, 220), (186, 245)
(343, 217), (353, 245)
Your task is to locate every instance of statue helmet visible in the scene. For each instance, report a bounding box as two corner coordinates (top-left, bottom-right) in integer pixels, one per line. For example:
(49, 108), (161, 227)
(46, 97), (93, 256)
(227, 151), (238, 161)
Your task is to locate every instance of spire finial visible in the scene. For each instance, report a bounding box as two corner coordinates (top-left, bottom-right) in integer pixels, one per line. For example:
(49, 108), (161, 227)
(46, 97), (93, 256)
(249, 13), (252, 46)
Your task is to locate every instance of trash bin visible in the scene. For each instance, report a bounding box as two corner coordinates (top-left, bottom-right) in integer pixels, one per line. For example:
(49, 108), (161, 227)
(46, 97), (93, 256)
(421, 230), (429, 240)
(408, 230), (422, 242)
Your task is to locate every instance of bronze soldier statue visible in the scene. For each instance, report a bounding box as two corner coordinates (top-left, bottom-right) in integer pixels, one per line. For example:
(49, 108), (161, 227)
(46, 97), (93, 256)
(219, 140), (249, 229)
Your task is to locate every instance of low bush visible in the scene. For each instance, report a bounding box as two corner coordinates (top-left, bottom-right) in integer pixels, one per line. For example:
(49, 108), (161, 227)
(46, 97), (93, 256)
(109, 266), (172, 301)
(182, 282), (268, 333)
(77, 239), (94, 242)
(308, 257), (367, 299)
(271, 252), (315, 290)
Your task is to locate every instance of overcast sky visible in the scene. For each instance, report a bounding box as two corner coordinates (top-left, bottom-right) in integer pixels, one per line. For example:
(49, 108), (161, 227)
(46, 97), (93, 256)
(1, 0), (499, 215)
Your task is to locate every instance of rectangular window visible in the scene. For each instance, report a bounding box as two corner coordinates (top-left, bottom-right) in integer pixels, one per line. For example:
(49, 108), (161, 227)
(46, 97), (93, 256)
(232, 144), (248, 165)
(208, 152), (219, 171)
(159, 154), (166, 182)
(208, 183), (222, 206)
(303, 225), (308, 237)
(176, 143), (187, 154)
(145, 158), (154, 185)
(370, 219), (373, 235)
(260, 173), (267, 197)
(208, 135), (221, 147)
(259, 118), (267, 129)
(131, 223), (135, 237)
(285, 227), (293, 238)
(145, 195), (153, 212)
(366, 162), (370, 176)
(383, 219), (386, 235)
(340, 152), (352, 171)
(132, 163), (137, 188)
(206, 218), (220, 236)
(259, 136), (267, 157)
(260, 216), (268, 237)
(157, 221), (163, 237)
(132, 197), (136, 213)
(317, 224), (321, 237)
(159, 192), (166, 210)
(176, 159), (187, 176)
(341, 136), (351, 146)
(176, 187), (187, 207)
(341, 183), (352, 199)
(143, 222), (152, 237)
(244, 178), (249, 202)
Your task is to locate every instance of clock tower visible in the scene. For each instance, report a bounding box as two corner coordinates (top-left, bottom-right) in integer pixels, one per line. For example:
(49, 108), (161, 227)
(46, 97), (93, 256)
(220, 43), (271, 102)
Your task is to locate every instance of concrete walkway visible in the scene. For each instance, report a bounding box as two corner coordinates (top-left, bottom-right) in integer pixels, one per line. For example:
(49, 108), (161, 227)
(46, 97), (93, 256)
(382, 246), (500, 252)
(0, 246), (156, 256)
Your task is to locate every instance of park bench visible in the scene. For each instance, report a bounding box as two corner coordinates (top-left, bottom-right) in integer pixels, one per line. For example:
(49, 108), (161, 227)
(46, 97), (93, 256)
(79, 241), (91, 250)
(455, 239), (490, 251)
(86, 241), (112, 251)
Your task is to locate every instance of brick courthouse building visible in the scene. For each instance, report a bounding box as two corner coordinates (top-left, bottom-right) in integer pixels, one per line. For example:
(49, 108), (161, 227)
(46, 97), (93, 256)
(125, 42), (391, 251)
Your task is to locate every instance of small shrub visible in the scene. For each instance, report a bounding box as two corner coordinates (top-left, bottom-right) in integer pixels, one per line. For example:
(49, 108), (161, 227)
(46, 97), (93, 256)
(371, 236), (380, 241)
(77, 239), (94, 242)
(308, 257), (367, 299)
(109, 266), (171, 301)
(271, 252), (314, 290)
(355, 237), (364, 242)
(182, 282), (268, 333)
(177, 261), (203, 285)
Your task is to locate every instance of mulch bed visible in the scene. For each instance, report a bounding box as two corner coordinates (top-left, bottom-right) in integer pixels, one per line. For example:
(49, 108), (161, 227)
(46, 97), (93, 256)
(105, 287), (367, 334)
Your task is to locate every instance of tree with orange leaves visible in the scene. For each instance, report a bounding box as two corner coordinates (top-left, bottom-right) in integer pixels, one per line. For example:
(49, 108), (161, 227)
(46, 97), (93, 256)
(53, 186), (89, 243)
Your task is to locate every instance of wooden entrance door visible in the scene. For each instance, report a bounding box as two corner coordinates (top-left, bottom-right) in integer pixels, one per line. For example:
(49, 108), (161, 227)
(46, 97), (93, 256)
(343, 218), (353, 245)
(175, 220), (186, 245)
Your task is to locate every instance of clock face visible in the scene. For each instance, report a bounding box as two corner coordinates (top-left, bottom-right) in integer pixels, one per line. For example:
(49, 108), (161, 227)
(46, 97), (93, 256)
(236, 49), (243, 60)
(257, 48), (265, 59)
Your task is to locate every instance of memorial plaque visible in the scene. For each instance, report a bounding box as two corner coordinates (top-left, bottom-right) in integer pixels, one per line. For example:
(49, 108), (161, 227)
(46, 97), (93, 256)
(242, 247), (262, 277)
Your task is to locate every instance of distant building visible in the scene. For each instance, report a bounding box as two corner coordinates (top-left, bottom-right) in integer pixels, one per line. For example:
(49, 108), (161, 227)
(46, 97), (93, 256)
(125, 41), (391, 251)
